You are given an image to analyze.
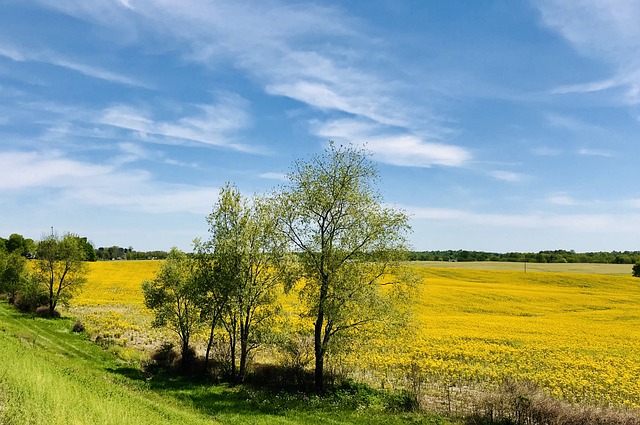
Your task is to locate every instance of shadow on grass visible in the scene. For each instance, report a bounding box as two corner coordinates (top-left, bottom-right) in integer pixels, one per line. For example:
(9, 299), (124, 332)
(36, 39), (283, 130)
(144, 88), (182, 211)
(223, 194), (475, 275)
(107, 366), (265, 416)
(106, 366), (460, 424)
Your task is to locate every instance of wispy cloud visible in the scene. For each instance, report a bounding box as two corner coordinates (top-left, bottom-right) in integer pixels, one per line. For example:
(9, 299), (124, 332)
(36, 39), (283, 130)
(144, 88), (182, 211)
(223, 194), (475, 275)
(35, 0), (445, 140)
(405, 205), (640, 233)
(545, 192), (579, 206)
(0, 150), (216, 214)
(313, 118), (471, 168)
(0, 151), (110, 190)
(98, 96), (262, 153)
(489, 170), (528, 183)
(535, 0), (640, 103)
(258, 172), (287, 181)
(578, 148), (614, 158)
(0, 43), (145, 87)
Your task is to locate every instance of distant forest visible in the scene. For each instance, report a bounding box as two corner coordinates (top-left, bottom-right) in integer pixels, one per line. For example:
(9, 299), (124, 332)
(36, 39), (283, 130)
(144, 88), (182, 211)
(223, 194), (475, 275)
(2, 233), (639, 264)
(409, 250), (640, 264)
(97, 247), (640, 264)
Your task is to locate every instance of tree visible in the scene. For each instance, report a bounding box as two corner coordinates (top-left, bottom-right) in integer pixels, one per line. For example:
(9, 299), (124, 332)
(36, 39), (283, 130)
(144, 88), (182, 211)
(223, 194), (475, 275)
(75, 237), (97, 262)
(276, 142), (412, 392)
(142, 247), (201, 370)
(203, 184), (289, 381)
(633, 262), (640, 277)
(6, 233), (35, 257)
(0, 251), (30, 304)
(34, 232), (88, 316)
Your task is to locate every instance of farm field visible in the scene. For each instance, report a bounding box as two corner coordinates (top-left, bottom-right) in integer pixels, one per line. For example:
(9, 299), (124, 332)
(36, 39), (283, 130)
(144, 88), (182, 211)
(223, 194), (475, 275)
(68, 260), (640, 411)
(412, 260), (634, 275)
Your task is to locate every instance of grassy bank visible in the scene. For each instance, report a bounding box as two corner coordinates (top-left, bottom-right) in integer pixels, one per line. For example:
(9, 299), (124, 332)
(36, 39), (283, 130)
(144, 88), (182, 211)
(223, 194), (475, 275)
(0, 301), (454, 425)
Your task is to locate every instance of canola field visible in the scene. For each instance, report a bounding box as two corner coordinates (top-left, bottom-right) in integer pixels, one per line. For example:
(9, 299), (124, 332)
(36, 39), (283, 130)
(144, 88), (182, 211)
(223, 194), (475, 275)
(69, 261), (640, 408)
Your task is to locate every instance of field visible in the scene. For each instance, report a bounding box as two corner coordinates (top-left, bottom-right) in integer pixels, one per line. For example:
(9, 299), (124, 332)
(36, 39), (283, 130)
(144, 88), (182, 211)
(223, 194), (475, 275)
(66, 261), (640, 412)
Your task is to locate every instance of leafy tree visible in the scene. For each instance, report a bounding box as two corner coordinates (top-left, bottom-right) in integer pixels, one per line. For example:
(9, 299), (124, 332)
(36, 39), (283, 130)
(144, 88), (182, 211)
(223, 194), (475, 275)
(5, 233), (35, 257)
(203, 184), (289, 381)
(0, 251), (30, 303)
(76, 237), (98, 262)
(142, 247), (201, 370)
(276, 142), (413, 392)
(633, 263), (640, 278)
(34, 232), (88, 316)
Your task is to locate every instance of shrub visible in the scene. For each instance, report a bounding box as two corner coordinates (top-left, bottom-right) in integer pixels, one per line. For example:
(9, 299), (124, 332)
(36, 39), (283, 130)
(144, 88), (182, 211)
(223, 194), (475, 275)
(145, 343), (178, 372)
(72, 320), (85, 333)
(633, 262), (640, 277)
(35, 306), (60, 318)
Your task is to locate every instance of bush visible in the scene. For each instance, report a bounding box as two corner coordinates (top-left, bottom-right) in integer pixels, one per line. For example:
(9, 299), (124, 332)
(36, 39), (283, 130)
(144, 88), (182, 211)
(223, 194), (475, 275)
(144, 343), (179, 373)
(633, 262), (640, 277)
(72, 320), (85, 333)
(35, 306), (60, 318)
(12, 275), (47, 313)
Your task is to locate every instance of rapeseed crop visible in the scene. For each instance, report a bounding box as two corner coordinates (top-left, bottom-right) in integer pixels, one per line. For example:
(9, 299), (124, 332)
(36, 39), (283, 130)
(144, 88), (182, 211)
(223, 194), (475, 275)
(348, 267), (640, 408)
(71, 261), (640, 408)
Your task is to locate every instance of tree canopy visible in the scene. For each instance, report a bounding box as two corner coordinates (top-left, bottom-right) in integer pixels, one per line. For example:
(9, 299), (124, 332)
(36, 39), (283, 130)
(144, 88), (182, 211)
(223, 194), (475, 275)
(276, 142), (412, 392)
(34, 232), (88, 316)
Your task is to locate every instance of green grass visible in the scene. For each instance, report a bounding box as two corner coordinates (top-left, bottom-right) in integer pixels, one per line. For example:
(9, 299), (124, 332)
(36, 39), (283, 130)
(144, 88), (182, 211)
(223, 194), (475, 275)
(0, 301), (455, 425)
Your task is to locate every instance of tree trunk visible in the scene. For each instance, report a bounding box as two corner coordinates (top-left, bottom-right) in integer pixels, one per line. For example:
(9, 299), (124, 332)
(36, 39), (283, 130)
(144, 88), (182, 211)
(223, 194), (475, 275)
(180, 337), (190, 372)
(205, 315), (217, 370)
(314, 275), (329, 393)
(314, 309), (325, 393)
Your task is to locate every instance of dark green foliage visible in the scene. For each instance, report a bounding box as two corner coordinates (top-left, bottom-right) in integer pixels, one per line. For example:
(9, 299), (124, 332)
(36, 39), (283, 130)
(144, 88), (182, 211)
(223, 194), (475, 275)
(0, 251), (30, 302)
(409, 250), (640, 264)
(633, 263), (640, 277)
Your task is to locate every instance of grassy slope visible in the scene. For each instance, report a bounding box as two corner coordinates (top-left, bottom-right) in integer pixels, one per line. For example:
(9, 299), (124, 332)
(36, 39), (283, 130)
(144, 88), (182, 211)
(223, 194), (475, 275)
(0, 301), (454, 425)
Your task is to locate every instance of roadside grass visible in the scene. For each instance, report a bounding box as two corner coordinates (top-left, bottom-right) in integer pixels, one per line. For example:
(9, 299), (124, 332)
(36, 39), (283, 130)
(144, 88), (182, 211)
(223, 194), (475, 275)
(0, 301), (456, 425)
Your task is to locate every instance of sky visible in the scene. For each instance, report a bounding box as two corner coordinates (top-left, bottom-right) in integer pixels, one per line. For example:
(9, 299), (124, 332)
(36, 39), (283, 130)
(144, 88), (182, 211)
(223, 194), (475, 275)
(1, 0), (640, 253)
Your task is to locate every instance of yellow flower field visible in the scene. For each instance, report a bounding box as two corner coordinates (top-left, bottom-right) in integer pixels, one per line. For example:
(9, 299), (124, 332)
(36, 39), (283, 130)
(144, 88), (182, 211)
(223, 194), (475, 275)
(69, 260), (164, 349)
(69, 261), (640, 408)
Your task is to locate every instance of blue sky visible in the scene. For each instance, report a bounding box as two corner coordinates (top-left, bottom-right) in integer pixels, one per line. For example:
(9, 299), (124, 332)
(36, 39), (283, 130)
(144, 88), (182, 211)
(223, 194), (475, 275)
(1, 0), (639, 252)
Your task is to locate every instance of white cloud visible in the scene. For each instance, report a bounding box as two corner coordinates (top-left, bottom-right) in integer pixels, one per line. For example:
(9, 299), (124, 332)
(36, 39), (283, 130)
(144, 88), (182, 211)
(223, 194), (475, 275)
(98, 97), (261, 153)
(367, 136), (471, 168)
(578, 148), (614, 158)
(0, 150), (216, 214)
(0, 151), (111, 190)
(313, 118), (471, 168)
(258, 172), (287, 181)
(34, 0), (442, 137)
(535, 0), (640, 103)
(0, 43), (145, 87)
(546, 193), (578, 206)
(405, 205), (640, 233)
(489, 170), (527, 183)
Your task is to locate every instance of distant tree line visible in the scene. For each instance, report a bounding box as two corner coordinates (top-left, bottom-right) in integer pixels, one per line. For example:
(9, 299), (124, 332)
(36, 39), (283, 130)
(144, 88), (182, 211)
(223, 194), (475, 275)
(95, 246), (169, 261)
(409, 249), (640, 264)
(95, 245), (168, 260)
